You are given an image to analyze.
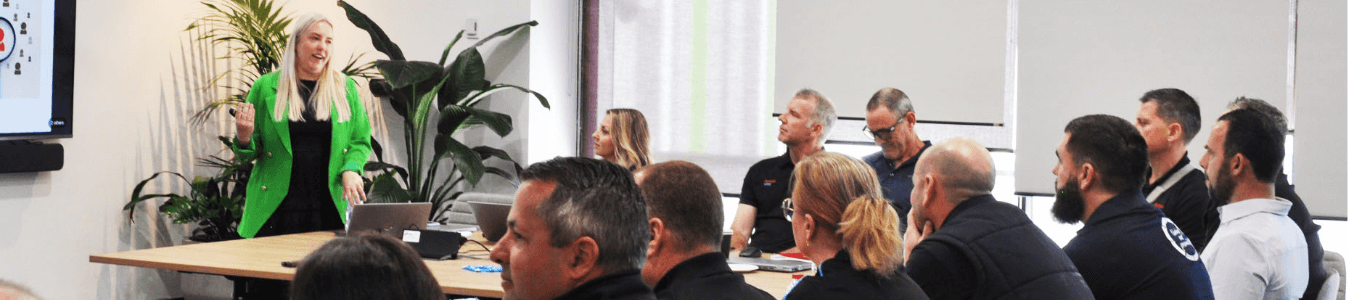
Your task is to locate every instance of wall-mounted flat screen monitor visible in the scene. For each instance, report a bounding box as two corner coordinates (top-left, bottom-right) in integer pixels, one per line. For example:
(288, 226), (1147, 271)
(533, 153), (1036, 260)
(0, 0), (74, 141)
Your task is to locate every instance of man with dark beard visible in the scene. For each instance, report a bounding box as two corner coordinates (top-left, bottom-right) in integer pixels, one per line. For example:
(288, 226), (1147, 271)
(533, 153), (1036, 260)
(903, 137), (1092, 300)
(1198, 109), (1308, 299)
(1051, 115), (1214, 299)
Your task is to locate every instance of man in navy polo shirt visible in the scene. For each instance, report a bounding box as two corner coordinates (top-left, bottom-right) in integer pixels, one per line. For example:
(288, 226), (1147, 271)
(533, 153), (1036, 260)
(862, 88), (930, 232)
(730, 89), (836, 253)
(1052, 114), (1214, 299)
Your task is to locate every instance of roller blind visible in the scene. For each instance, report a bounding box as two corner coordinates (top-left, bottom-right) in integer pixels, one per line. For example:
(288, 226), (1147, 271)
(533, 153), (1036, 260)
(1014, 0), (1290, 197)
(775, 1), (1008, 124)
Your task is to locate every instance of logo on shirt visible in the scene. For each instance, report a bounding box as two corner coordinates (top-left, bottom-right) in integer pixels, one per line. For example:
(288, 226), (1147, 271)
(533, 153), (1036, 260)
(763, 179), (776, 186)
(1161, 217), (1199, 261)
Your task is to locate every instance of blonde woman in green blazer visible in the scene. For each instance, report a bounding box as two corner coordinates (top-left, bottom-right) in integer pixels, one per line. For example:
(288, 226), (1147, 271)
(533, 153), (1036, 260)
(231, 13), (372, 238)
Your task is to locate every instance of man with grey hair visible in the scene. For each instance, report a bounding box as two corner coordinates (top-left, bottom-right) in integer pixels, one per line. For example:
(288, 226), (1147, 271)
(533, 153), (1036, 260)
(1221, 97), (1328, 300)
(1134, 88), (1215, 251)
(490, 157), (656, 300)
(731, 89), (835, 254)
(863, 88), (931, 232)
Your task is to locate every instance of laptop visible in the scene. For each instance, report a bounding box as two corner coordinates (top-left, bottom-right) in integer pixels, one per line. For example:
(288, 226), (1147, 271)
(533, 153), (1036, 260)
(469, 201), (513, 242)
(726, 257), (814, 272)
(345, 202), (432, 237)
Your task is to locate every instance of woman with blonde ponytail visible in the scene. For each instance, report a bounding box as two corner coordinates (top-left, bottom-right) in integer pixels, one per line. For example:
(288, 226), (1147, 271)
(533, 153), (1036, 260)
(231, 13), (372, 239)
(784, 152), (929, 300)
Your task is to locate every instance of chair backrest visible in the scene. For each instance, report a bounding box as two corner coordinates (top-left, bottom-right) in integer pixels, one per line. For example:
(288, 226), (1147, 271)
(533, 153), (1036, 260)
(433, 192), (515, 226)
(1315, 269), (1340, 300)
(1323, 250), (1346, 300)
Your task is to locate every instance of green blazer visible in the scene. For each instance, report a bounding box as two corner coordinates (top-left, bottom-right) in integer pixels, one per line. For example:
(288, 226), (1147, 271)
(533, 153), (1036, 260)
(230, 72), (372, 238)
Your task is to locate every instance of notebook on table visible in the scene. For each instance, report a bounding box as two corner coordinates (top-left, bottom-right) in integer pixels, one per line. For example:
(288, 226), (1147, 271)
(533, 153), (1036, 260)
(345, 202), (432, 237)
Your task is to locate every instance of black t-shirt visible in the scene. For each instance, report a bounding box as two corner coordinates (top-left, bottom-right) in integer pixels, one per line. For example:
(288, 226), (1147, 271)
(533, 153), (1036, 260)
(1064, 190), (1215, 300)
(738, 152), (796, 253)
(552, 271), (657, 300)
(1142, 155), (1214, 251)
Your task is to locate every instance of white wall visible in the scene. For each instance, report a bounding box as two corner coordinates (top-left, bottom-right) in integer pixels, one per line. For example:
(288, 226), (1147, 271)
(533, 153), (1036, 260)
(0, 1), (549, 299)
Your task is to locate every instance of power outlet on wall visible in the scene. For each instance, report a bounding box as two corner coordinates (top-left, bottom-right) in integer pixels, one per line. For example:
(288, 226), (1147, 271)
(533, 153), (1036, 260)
(465, 18), (479, 40)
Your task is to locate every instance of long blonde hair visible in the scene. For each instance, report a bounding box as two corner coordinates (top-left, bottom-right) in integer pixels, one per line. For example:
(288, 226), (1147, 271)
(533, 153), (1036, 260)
(605, 108), (651, 171)
(273, 13), (352, 122)
(792, 152), (904, 277)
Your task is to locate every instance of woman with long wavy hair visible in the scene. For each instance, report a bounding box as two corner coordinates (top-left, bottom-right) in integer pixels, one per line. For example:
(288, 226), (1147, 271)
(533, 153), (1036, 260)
(231, 13), (372, 239)
(592, 108), (652, 171)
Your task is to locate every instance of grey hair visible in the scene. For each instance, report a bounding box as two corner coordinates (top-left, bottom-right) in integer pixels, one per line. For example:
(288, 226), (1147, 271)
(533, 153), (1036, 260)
(521, 157), (649, 274)
(1226, 97), (1289, 135)
(795, 88), (838, 143)
(865, 88), (915, 122)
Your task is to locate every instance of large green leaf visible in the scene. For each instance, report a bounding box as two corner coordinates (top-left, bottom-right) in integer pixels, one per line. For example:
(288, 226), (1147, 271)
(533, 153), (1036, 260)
(437, 30), (466, 66)
(459, 84), (550, 109)
(338, 0), (404, 60)
(367, 172), (412, 203)
(375, 60), (443, 90)
(438, 48), (486, 108)
(436, 105), (512, 138)
(435, 136), (487, 187)
(473, 146), (524, 176)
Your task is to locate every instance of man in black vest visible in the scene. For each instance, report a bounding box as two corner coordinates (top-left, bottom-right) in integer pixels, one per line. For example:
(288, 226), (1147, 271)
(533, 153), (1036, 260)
(490, 157), (656, 300)
(904, 137), (1094, 300)
(1133, 88), (1216, 251)
(636, 161), (775, 300)
(1052, 114), (1215, 299)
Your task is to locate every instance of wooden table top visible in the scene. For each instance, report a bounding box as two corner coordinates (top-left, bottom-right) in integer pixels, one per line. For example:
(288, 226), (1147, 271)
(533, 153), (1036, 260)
(90, 231), (804, 298)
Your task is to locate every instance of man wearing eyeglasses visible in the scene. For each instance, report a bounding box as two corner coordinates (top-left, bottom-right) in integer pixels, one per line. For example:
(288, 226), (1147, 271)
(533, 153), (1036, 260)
(862, 88), (931, 232)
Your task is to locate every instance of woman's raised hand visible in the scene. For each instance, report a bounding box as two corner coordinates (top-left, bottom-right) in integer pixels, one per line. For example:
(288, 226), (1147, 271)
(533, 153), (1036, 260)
(235, 103), (255, 145)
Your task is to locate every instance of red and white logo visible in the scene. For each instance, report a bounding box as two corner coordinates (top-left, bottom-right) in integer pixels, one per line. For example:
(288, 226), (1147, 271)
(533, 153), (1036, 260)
(0, 17), (14, 62)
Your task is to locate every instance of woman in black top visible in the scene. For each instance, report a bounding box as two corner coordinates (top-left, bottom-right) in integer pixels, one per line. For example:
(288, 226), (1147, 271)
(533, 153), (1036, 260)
(784, 152), (929, 300)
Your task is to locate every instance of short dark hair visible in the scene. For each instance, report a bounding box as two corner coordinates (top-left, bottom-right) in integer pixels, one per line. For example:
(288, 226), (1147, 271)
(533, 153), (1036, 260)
(638, 161), (725, 252)
(1140, 88), (1202, 144)
(520, 157), (650, 274)
(291, 234), (444, 300)
(1226, 97), (1288, 135)
(1218, 109), (1284, 183)
(1064, 114), (1150, 193)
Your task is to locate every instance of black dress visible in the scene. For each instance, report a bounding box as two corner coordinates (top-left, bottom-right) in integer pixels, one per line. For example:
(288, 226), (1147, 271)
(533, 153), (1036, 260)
(255, 80), (344, 237)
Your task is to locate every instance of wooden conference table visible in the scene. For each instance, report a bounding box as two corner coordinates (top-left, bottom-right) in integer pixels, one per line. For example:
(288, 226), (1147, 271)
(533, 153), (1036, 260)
(90, 231), (801, 298)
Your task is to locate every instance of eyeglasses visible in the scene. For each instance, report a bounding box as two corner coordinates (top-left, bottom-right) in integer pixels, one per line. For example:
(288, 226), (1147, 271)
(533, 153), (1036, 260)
(782, 198), (795, 222)
(863, 117), (904, 140)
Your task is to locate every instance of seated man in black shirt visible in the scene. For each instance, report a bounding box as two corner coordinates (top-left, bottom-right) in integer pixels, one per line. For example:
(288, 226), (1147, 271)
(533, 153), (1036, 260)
(1133, 88), (1215, 251)
(731, 89), (836, 254)
(1052, 114), (1214, 299)
(904, 137), (1094, 300)
(490, 157), (656, 300)
(636, 161), (775, 300)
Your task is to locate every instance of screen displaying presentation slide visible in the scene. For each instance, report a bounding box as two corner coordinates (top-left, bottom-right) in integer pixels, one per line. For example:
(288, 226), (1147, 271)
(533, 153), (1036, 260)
(0, 0), (57, 135)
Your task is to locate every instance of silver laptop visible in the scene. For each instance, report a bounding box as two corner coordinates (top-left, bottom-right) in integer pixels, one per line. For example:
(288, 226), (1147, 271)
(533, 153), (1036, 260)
(469, 201), (513, 242)
(346, 202), (432, 237)
(727, 257), (814, 272)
